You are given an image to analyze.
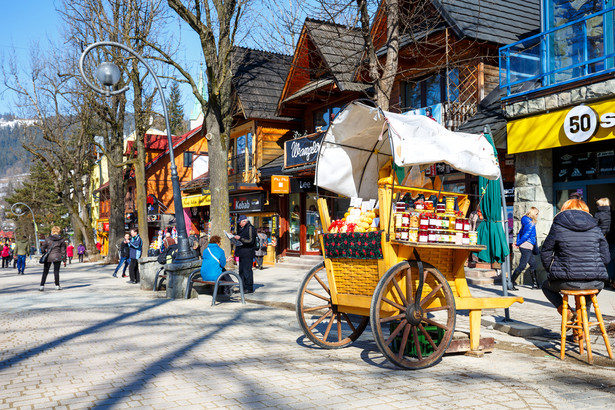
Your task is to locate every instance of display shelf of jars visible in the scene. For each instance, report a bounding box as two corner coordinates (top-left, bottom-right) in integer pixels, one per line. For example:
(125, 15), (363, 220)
(392, 195), (480, 247)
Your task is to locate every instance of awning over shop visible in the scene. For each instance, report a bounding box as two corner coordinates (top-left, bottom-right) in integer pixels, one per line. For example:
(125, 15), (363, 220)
(181, 194), (211, 208)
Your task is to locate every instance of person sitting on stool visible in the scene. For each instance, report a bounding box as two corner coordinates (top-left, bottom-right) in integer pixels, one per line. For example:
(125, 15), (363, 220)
(540, 199), (610, 320)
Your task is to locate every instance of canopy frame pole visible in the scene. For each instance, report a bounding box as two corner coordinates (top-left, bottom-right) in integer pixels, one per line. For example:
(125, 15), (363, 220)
(484, 125), (512, 322)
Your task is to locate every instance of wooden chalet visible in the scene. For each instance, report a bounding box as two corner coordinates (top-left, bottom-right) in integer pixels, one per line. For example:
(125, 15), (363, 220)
(363, 0), (540, 128)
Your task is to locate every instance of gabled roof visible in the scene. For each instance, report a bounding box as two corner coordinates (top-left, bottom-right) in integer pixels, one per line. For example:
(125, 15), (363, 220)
(124, 134), (185, 156)
(231, 47), (296, 121)
(432, 0), (541, 45)
(278, 18), (369, 110)
(145, 126), (204, 171)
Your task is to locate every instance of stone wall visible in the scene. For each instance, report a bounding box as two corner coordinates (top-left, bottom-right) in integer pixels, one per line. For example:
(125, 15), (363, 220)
(512, 149), (554, 284)
(504, 79), (615, 119)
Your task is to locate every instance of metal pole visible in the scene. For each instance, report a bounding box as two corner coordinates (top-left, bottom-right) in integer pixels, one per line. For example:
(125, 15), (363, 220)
(78, 41), (196, 263)
(484, 126), (511, 321)
(11, 202), (40, 255)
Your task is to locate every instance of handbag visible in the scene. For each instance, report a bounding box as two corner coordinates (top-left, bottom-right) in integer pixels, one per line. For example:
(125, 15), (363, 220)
(532, 243), (540, 255)
(39, 251), (49, 264)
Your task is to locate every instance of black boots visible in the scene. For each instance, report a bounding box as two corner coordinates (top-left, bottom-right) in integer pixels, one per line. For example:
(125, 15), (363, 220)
(510, 270), (521, 290)
(529, 270), (539, 289)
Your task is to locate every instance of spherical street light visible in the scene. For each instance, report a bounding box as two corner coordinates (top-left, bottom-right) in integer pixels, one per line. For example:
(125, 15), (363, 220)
(95, 62), (122, 87)
(78, 41), (198, 278)
(10, 202), (40, 255)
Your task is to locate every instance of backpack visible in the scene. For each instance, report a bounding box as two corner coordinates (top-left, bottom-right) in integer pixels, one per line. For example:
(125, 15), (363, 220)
(157, 243), (178, 265)
(254, 234), (261, 250)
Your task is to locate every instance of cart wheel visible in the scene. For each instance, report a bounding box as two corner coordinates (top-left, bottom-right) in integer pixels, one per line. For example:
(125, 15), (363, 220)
(296, 262), (369, 349)
(370, 260), (456, 369)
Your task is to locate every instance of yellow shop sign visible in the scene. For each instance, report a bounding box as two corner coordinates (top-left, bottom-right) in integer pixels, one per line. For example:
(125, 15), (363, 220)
(181, 194), (211, 207)
(507, 99), (615, 154)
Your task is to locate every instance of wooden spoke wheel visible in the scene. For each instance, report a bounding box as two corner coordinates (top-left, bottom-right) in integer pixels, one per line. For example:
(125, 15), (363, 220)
(296, 263), (369, 349)
(370, 260), (456, 369)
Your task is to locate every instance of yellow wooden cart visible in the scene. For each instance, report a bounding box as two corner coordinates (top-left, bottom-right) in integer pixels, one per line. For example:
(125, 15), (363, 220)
(295, 101), (523, 369)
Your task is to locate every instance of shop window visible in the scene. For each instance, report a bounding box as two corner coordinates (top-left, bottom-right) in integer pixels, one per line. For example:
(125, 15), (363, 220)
(183, 151), (194, 167)
(229, 133), (253, 175)
(313, 106), (342, 132)
(401, 69), (459, 110)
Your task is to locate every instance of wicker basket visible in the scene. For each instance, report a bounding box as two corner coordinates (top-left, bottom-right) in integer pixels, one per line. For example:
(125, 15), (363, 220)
(331, 258), (380, 296)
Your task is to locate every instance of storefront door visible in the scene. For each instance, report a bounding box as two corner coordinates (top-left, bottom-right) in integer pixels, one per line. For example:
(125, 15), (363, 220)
(554, 178), (615, 213)
(288, 193), (301, 253)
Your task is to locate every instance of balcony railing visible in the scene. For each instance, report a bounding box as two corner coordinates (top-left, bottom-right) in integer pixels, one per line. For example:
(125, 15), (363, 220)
(500, 6), (615, 99)
(228, 154), (257, 184)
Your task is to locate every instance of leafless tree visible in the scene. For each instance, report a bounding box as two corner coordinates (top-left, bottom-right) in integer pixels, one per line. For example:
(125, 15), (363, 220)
(145, 0), (247, 254)
(60, 0), (172, 257)
(2, 45), (99, 252)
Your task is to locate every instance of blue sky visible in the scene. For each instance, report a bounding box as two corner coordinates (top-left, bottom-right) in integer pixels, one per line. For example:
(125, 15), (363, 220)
(0, 1), (204, 117)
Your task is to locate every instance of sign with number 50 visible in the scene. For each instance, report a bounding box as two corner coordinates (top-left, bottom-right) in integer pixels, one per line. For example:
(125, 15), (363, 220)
(563, 105), (598, 142)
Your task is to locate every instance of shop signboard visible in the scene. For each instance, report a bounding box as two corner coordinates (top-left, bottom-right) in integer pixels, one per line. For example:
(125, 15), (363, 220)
(271, 175), (290, 194)
(230, 192), (264, 213)
(291, 178), (315, 192)
(284, 133), (324, 168)
(508, 99), (615, 154)
(182, 194), (211, 208)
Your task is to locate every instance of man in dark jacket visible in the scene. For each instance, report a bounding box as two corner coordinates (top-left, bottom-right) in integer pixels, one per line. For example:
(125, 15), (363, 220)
(40, 226), (67, 291)
(127, 228), (142, 284)
(540, 199), (610, 317)
(234, 215), (256, 293)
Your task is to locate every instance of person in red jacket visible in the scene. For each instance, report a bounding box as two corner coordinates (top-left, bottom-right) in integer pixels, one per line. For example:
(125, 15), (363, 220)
(66, 242), (74, 264)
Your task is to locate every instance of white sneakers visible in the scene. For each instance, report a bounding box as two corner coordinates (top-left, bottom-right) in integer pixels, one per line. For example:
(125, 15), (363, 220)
(55, 286), (62, 290)
(38, 286), (63, 291)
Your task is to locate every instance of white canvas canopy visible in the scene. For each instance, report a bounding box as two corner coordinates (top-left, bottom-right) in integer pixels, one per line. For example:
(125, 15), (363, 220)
(315, 101), (500, 199)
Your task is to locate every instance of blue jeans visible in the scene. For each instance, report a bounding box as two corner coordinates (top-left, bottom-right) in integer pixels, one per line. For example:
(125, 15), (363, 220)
(16, 255), (26, 272)
(114, 257), (130, 275)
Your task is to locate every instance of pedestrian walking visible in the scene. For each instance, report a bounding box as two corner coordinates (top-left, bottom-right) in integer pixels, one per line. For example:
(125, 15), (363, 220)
(127, 228), (142, 284)
(77, 244), (86, 263)
(200, 235), (234, 296)
(66, 243), (74, 264)
(511, 207), (540, 290)
(39, 226), (67, 291)
(540, 199), (610, 320)
(14, 235), (30, 275)
(113, 234), (131, 278)
(29, 245), (35, 261)
(234, 215), (256, 293)
(189, 229), (200, 257)
(254, 228), (268, 270)
(1, 242), (10, 268)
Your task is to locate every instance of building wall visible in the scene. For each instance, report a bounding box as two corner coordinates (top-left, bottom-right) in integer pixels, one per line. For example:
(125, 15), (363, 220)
(146, 131), (208, 214)
(512, 149), (553, 283)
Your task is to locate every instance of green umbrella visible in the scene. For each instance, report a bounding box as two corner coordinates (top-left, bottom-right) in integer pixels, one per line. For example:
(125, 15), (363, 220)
(477, 133), (509, 263)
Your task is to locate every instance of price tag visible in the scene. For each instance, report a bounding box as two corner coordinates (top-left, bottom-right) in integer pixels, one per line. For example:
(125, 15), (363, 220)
(350, 197), (363, 207)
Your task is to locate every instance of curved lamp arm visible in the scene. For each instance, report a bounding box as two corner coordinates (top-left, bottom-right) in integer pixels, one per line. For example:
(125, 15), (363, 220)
(11, 202), (40, 255)
(78, 41), (193, 265)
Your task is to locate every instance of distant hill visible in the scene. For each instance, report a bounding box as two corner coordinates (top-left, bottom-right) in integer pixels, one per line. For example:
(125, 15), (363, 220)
(0, 115), (32, 177)
(0, 113), (136, 178)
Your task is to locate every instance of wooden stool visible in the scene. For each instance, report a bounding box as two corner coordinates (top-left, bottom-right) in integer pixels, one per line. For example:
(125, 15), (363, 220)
(560, 289), (613, 364)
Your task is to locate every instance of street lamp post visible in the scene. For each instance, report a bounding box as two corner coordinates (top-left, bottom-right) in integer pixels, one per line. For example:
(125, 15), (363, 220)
(11, 202), (40, 255)
(78, 41), (197, 266)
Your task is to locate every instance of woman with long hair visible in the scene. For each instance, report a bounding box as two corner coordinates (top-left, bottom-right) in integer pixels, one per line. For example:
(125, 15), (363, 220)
(540, 199), (610, 319)
(40, 226), (67, 291)
(511, 207), (539, 289)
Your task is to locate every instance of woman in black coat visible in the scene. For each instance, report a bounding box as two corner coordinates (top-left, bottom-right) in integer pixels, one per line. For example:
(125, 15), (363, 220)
(540, 199), (610, 318)
(40, 226), (67, 291)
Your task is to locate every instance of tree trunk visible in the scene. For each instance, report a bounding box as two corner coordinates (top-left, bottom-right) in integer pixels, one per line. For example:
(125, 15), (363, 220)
(205, 113), (231, 256)
(135, 138), (149, 252)
(107, 137), (126, 264)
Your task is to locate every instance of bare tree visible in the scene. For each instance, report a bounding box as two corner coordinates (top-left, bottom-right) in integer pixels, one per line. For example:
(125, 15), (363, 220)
(145, 0), (247, 254)
(60, 0), (172, 257)
(3, 46), (99, 252)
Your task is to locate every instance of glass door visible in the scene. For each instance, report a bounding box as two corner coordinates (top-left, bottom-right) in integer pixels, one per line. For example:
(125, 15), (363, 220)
(305, 194), (321, 253)
(289, 193), (301, 252)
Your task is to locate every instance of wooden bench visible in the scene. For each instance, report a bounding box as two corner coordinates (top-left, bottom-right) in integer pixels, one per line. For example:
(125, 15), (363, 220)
(185, 269), (245, 305)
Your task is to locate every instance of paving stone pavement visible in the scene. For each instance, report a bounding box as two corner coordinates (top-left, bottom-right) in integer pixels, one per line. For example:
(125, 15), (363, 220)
(1, 260), (614, 409)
